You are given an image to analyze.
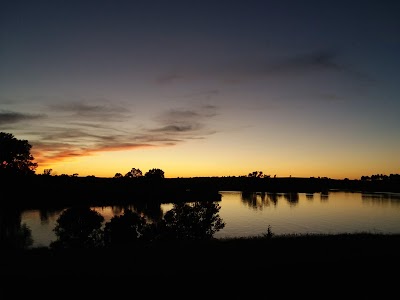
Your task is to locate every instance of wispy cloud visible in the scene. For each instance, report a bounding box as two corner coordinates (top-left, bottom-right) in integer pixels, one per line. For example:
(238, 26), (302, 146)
(173, 89), (220, 101)
(156, 73), (184, 85)
(155, 49), (372, 84)
(10, 103), (220, 168)
(47, 102), (131, 122)
(149, 106), (218, 135)
(217, 50), (347, 83)
(0, 110), (45, 125)
(265, 51), (343, 74)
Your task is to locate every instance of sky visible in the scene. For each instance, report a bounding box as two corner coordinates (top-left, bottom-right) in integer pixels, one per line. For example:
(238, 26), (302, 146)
(1, 0), (399, 179)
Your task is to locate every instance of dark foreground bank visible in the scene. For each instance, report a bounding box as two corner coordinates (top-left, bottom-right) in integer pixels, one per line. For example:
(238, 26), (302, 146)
(3, 233), (400, 298)
(3, 233), (400, 284)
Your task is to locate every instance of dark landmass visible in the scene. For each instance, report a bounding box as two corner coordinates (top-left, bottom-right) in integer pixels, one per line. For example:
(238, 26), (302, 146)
(4, 175), (400, 209)
(3, 233), (399, 296)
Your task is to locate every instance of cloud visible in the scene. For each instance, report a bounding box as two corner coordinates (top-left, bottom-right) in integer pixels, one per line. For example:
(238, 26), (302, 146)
(149, 106), (218, 135)
(166, 89), (220, 102)
(156, 73), (184, 84)
(47, 101), (130, 122)
(0, 110), (45, 125)
(183, 90), (220, 100)
(266, 51), (343, 74)
(25, 104), (219, 168)
(150, 124), (198, 133)
(217, 50), (345, 83)
(155, 49), (371, 84)
(32, 139), (155, 166)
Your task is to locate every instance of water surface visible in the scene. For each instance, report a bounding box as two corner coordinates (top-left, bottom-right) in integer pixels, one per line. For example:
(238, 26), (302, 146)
(19, 190), (400, 248)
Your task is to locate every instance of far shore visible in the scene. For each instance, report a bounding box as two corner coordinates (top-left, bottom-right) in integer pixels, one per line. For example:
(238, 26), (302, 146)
(4, 175), (400, 209)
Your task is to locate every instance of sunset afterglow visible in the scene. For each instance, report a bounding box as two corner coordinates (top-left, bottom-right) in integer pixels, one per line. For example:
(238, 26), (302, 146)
(1, 1), (399, 179)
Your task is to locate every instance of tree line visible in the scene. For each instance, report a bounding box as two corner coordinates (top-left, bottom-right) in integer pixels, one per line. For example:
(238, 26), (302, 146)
(1, 131), (399, 181)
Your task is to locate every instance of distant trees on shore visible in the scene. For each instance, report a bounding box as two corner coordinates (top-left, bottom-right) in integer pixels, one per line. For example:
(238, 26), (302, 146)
(361, 174), (400, 181)
(114, 167), (165, 179)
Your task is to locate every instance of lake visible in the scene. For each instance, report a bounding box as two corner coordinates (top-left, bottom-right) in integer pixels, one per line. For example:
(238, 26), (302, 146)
(19, 190), (400, 248)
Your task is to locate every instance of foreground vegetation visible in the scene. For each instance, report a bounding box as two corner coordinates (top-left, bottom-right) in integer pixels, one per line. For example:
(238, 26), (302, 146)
(4, 232), (400, 285)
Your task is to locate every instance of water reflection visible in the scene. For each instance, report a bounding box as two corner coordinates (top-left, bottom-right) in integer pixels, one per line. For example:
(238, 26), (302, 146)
(362, 192), (400, 207)
(241, 192), (300, 209)
(241, 192), (271, 210)
(38, 208), (62, 224)
(267, 192), (279, 205)
(46, 201), (225, 249)
(283, 192), (299, 205)
(320, 191), (329, 201)
(305, 193), (314, 200)
(101, 201), (164, 223)
(0, 206), (33, 250)
(9, 191), (400, 248)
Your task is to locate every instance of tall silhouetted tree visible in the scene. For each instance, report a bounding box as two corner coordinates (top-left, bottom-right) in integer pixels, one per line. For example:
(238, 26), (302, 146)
(157, 201), (225, 240)
(0, 132), (38, 176)
(50, 206), (104, 249)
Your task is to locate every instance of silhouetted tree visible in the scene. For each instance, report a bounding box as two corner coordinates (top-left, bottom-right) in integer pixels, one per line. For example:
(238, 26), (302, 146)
(248, 171), (264, 178)
(42, 168), (53, 176)
(114, 172), (123, 179)
(125, 168), (143, 178)
(103, 209), (147, 247)
(50, 206), (104, 249)
(0, 132), (38, 176)
(157, 201), (225, 240)
(145, 168), (164, 179)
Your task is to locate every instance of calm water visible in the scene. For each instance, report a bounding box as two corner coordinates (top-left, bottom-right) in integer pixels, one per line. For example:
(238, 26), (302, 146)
(19, 190), (400, 248)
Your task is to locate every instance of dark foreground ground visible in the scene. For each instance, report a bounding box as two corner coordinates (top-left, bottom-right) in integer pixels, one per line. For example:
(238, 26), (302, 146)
(2, 233), (400, 297)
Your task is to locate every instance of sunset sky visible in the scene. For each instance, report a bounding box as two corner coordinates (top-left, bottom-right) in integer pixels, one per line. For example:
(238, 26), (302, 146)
(1, 0), (399, 179)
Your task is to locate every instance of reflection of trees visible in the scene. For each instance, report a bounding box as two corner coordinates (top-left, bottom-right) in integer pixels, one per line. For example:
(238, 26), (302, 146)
(110, 201), (163, 223)
(306, 193), (314, 200)
(283, 193), (299, 205)
(361, 193), (400, 207)
(111, 206), (124, 215)
(241, 192), (272, 210)
(267, 193), (279, 206)
(131, 200), (163, 223)
(0, 207), (33, 250)
(38, 208), (62, 224)
(320, 191), (329, 201)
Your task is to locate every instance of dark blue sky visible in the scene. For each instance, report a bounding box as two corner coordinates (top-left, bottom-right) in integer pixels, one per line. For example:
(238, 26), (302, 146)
(1, 0), (399, 178)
